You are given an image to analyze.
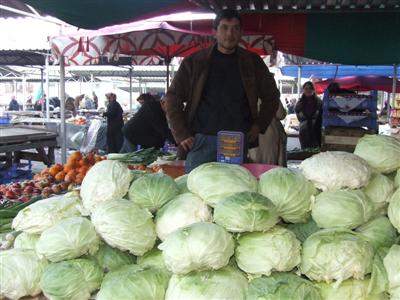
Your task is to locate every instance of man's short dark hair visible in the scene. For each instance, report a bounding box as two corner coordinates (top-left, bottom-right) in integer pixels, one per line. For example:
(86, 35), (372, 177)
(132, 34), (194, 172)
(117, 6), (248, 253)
(213, 9), (241, 30)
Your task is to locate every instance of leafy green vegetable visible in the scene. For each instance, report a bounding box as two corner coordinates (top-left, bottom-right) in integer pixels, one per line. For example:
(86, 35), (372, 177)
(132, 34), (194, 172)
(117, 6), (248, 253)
(356, 217), (397, 250)
(214, 191), (279, 232)
(40, 258), (103, 300)
(91, 199), (156, 256)
(92, 243), (136, 272)
(235, 226), (301, 276)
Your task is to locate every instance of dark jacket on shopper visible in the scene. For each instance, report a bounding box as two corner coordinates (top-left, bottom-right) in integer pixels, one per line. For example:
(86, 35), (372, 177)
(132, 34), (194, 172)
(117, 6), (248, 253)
(295, 94), (323, 149)
(123, 101), (174, 149)
(104, 100), (124, 153)
(8, 99), (20, 111)
(164, 45), (280, 144)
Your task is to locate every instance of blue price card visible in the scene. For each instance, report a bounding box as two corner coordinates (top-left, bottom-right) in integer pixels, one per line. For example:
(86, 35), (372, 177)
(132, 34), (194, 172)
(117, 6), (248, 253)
(217, 131), (244, 164)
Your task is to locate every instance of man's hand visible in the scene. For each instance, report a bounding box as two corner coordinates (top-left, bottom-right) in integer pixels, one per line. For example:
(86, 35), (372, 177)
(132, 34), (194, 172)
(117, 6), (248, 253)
(247, 124), (260, 144)
(180, 136), (195, 152)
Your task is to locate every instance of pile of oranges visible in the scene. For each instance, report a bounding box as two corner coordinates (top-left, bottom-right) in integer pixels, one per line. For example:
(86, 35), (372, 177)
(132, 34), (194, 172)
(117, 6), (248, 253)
(39, 152), (107, 185)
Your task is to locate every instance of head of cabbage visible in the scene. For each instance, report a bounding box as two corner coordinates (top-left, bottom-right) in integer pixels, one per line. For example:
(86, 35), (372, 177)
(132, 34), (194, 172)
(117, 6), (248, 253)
(247, 272), (322, 300)
(235, 226), (301, 276)
(300, 151), (371, 191)
(175, 174), (189, 194)
(356, 216), (397, 250)
(40, 258), (103, 300)
(128, 173), (179, 212)
(159, 222), (234, 274)
(258, 168), (316, 223)
(137, 248), (169, 273)
(362, 174), (394, 215)
(36, 216), (100, 262)
(213, 191), (279, 233)
(155, 192), (212, 240)
(165, 266), (248, 300)
(92, 243), (136, 272)
(187, 162), (258, 207)
(12, 192), (82, 234)
(300, 228), (374, 284)
(354, 134), (400, 174)
(80, 160), (133, 213)
(286, 217), (320, 243)
(312, 189), (374, 229)
(96, 265), (170, 300)
(0, 249), (48, 300)
(91, 199), (156, 256)
(383, 244), (400, 298)
(13, 232), (40, 251)
(387, 188), (400, 233)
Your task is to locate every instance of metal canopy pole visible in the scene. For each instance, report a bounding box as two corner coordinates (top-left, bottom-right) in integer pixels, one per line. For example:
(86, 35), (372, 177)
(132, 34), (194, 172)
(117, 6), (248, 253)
(297, 65), (302, 100)
(60, 56), (67, 164)
(45, 55), (50, 121)
(129, 66), (133, 111)
(40, 68), (44, 114)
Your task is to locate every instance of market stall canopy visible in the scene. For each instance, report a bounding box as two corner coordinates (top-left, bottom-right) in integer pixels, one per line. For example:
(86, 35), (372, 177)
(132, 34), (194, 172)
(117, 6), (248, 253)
(281, 65), (400, 79)
(21, 0), (201, 29)
(50, 18), (274, 66)
(314, 76), (400, 94)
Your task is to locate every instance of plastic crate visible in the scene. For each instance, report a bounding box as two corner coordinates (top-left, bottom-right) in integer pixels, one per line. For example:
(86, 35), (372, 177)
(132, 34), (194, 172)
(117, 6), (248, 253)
(0, 164), (33, 184)
(322, 112), (377, 129)
(0, 116), (11, 125)
(323, 91), (377, 113)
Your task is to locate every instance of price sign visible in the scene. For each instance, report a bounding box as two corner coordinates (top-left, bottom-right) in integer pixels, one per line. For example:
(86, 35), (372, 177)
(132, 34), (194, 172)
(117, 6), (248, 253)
(217, 131), (244, 164)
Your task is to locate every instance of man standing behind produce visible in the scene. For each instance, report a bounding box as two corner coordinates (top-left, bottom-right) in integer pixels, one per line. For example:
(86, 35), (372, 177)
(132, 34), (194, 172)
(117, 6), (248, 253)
(104, 93), (124, 153)
(164, 9), (280, 172)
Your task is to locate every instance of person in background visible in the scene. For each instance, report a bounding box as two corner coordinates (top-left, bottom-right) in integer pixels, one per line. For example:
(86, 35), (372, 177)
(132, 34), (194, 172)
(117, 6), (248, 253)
(249, 101), (287, 166)
(84, 95), (95, 109)
(92, 92), (98, 109)
(287, 98), (296, 114)
(74, 94), (84, 110)
(136, 93), (156, 106)
(65, 94), (77, 116)
(295, 81), (323, 149)
(164, 9), (280, 173)
(120, 97), (175, 153)
(104, 93), (124, 153)
(8, 96), (20, 111)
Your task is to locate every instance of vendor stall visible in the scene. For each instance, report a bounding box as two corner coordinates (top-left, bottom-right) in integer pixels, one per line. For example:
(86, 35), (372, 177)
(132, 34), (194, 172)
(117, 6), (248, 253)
(0, 126), (57, 168)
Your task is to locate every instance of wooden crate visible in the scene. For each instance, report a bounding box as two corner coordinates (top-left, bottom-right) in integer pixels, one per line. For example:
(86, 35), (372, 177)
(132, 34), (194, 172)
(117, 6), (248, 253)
(321, 126), (377, 152)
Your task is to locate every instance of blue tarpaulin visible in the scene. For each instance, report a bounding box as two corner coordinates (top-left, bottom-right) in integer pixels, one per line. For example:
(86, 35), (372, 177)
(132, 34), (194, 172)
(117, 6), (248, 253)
(281, 65), (400, 79)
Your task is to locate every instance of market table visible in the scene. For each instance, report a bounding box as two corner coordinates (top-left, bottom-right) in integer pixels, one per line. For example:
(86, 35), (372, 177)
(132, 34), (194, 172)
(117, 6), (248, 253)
(0, 126), (58, 168)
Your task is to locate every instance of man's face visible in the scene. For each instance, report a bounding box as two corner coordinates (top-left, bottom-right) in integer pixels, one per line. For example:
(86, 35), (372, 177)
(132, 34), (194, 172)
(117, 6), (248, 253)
(215, 17), (241, 54)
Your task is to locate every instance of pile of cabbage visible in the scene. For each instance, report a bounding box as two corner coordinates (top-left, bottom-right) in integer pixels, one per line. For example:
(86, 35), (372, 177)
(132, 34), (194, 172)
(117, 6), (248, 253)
(3, 140), (400, 300)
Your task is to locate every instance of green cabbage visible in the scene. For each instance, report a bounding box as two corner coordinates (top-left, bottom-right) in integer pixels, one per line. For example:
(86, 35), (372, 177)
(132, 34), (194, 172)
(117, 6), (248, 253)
(165, 266), (248, 300)
(354, 134), (400, 174)
(312, 190), (374, 229)
(92, 243), (136, 272)
(356, 216), (397, 250)
(258, 168), (316, 223)
(97, 265), (169, 300)
(128, 173), (179, 212)
(235, 226), (301, 276)
(175, 174), (189, 194)
(36, 217), (100, 262)
(155, 193), (212, 240)
(369, 247), (390, 296)
(383, 245), (400, 298)
(80, 160), (133, 213)
(394, 169), (400, 188)
(91, 199), (156, 256)
(300, 228), (374, 284)
(247, 272), (322, 300)
(388, 189), (400, 233)
(137, 248), (169, 273)
(362, 174), (394, 215)
(286, 217), (320, 243)
(0, 249), (48, 300)
(12, 192), (82, 234)
(13, 232), (40, 250)
(213, 191), (279, 232)
(316, 278), (389, 300)
(187, 162), (258, 207)
(40, 258), (103, 300)
(300, 151), (371, 191)
(159, 222), (234, 274)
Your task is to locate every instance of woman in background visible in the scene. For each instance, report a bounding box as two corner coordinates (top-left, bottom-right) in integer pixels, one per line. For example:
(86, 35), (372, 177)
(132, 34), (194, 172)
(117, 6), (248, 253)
(295, 81), (323, 149)
(104, 93), (124, 153)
